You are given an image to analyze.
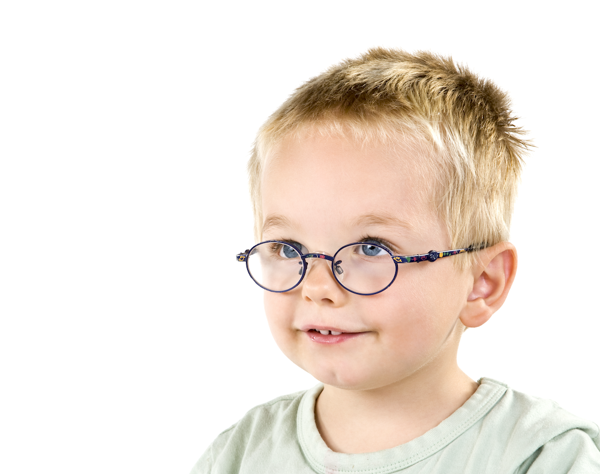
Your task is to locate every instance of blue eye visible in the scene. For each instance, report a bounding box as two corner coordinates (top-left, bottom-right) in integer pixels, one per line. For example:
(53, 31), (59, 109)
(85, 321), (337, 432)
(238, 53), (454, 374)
(276, 242), (302, 259)
(283, 245), (299, 258)
(359, 244), (386, 257)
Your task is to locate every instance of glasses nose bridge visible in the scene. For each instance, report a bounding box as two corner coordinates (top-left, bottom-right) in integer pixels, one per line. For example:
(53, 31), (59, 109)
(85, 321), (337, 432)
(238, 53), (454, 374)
(303, 252), (335, 263)
(302, 252), (336, 278)
(301, 251), (345, 296)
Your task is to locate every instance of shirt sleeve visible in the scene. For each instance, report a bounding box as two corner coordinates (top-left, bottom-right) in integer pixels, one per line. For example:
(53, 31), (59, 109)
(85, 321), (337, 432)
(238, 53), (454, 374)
(517, 428), (600, 473)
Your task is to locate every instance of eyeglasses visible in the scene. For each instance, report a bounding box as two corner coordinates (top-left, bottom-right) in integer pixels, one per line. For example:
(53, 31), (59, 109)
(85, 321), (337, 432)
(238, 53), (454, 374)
(236, 240), (481, 296)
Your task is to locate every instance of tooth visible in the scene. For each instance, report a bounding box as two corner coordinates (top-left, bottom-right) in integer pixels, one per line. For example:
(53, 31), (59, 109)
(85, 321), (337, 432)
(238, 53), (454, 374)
(330, 331), (342, 335)
(319, 330), (330, 335)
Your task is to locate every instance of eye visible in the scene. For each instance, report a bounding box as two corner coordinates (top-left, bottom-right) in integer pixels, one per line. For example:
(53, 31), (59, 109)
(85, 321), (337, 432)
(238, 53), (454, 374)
(357, 236), (396, 254)
(272, 241), (304, 258)
(280, 244), (300, 258)
(357, 243), (387, 257)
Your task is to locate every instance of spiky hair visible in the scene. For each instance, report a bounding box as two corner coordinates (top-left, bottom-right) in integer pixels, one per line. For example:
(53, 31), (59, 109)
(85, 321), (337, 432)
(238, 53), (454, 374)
(248, 48), (530, 268)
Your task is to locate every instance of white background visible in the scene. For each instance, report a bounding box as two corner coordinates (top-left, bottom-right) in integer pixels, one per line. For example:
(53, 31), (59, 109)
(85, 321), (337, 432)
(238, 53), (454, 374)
(1, 1), (599, 473)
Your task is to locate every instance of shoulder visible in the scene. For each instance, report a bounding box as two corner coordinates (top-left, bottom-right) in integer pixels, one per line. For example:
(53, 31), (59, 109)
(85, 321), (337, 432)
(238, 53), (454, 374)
(479, 378), (600, 471)
(212, 387), (308, 447)
(483, 377), (598, 437)
(191, 386), (320, 474)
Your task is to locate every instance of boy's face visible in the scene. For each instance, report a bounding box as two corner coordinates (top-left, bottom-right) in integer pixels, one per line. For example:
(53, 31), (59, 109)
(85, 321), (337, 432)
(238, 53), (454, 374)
(260, 132), (474, 391)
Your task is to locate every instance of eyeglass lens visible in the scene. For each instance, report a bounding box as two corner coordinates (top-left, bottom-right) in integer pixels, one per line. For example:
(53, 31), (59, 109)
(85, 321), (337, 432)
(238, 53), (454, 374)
(247, 242), (304, 292)
(246, 242), (397, 294)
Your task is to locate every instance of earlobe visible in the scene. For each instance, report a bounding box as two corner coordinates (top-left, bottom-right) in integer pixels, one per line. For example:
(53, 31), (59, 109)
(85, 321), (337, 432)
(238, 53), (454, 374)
(459, 242), (518, 328)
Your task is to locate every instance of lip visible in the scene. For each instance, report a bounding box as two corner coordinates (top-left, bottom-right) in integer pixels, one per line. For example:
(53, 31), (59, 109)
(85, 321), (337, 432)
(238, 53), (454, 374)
(300, 324), (363, 333)
(300, 325), (369, 345)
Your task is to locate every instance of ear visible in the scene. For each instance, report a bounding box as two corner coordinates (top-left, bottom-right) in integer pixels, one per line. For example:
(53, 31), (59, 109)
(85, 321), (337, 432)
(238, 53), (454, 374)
(459, 242), (518, 328)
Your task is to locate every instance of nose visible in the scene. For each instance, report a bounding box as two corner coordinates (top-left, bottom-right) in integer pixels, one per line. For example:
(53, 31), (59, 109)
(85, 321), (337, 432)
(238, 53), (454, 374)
(301, 253), (347, 306)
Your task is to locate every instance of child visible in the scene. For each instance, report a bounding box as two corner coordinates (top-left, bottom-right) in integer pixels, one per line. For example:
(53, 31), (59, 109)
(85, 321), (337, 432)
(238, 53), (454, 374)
(193, 49), (600, 473)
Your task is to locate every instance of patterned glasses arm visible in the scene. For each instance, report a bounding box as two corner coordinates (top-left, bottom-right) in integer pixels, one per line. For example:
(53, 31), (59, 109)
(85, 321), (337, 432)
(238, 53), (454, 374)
(392, 246), (480, 264)
(236, 251), (249, 262)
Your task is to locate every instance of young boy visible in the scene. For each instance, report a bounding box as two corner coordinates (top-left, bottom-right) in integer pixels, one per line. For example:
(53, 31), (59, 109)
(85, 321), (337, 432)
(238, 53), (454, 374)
(193, 49), (600, 473)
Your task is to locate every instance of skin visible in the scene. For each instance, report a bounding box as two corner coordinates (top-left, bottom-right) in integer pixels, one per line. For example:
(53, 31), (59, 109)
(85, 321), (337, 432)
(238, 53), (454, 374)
(260, 132), (517, 454)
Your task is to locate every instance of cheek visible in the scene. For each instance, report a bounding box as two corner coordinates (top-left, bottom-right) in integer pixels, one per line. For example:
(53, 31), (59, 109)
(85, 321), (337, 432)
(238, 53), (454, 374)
(371, 286), (440, 351)
(371, 265), (465, 342)
(263, 292), (297, 348)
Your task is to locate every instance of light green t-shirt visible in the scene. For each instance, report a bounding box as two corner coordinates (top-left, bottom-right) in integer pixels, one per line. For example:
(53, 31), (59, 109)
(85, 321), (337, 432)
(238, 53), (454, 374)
(192, 378), (600, 473)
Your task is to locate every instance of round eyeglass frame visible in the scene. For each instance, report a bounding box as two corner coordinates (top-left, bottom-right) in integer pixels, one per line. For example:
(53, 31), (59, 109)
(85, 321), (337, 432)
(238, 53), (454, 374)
(237, 240), (481, 296)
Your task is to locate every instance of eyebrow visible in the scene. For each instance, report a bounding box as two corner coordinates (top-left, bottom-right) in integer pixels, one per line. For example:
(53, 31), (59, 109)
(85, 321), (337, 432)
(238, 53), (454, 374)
(262, 214), (293, 235)
(262, 213), (413, 236)
(352, 214), (413, 231)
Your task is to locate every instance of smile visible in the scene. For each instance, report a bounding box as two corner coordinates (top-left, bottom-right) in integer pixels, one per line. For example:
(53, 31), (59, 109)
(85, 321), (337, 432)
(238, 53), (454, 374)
(304, 327), (367, 344)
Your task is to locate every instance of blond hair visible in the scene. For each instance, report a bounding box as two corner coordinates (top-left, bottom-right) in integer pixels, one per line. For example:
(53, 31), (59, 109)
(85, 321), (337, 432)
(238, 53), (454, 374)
(248, 48), (530, 268)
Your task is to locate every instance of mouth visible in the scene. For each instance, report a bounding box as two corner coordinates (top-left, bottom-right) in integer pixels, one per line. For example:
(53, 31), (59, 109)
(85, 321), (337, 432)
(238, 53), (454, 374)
(308, 328), (344, 336)
(302, 326), (367, 344)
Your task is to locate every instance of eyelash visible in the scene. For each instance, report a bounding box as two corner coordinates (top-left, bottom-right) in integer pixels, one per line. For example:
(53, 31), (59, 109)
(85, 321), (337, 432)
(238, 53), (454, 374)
(358, 235), (396, 253)
(277, 239), (305, 252)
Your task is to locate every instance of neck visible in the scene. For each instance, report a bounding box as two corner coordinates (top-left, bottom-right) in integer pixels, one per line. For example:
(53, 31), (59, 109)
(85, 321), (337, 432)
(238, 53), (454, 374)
(315, 358), (478, 454)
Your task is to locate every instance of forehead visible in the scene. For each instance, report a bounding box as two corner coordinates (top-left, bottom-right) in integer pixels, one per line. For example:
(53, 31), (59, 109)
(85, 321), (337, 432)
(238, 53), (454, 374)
(261, 132), (442, 242)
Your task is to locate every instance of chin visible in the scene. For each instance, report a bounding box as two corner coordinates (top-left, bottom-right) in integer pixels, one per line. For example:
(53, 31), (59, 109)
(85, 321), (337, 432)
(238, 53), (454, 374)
(305, 362), (376, 390)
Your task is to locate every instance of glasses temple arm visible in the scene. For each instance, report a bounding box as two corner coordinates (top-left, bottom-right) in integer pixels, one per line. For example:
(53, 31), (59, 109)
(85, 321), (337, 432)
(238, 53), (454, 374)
(392, 245), (484, 264)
